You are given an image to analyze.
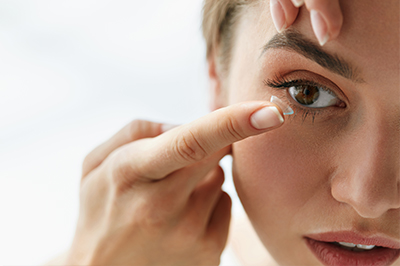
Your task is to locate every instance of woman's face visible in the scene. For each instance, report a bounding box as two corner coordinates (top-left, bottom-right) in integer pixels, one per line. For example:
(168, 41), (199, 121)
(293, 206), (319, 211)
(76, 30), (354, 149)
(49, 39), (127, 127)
(219, 0), (399, 265)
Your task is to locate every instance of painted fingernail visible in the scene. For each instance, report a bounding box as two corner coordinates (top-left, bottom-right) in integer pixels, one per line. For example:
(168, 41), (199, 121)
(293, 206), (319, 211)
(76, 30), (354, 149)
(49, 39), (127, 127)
(310, 10), (329, 46)
(291, 0), (304, 8)
(270, 0), (287, 33)
(250, 106), (284, 130)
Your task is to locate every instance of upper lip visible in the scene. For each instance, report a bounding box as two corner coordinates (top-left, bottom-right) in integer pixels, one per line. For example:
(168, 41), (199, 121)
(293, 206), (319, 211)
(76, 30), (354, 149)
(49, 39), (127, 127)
(305, 231), (400, 249)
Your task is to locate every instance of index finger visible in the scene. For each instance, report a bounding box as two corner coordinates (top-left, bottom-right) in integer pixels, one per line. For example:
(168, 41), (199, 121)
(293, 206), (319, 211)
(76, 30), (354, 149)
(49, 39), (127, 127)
(129, 101), (285, 179)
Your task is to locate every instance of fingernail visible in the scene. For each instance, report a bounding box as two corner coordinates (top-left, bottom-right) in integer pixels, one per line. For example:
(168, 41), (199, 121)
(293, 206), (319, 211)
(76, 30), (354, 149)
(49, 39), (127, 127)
(310, 10), (329, 46)
(250, 106), (284, 130)
(270, 95), (294, 115)
(291, 0), (304, 7)
(161, 123), (178, 133)
(270, 0), (287, 33)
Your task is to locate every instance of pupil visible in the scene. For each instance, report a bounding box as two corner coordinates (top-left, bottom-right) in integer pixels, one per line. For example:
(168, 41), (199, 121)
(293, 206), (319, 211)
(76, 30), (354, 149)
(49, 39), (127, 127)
(293, 85), (320, 105)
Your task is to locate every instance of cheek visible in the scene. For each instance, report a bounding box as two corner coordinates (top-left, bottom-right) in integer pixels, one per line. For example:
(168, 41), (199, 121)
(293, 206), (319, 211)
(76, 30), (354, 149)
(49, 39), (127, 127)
(231, 129), (335, 259)
(233, 130), (329, 215)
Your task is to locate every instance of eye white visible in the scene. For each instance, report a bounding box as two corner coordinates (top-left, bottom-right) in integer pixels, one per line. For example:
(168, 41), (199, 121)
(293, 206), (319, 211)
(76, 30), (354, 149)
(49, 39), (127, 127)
(288, 86), (338, 108)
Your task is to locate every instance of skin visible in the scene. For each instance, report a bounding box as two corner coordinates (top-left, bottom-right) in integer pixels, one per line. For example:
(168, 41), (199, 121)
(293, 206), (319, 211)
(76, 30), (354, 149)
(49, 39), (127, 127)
(43, 0), (397, 265)
(58, 105), (284, 265)
(208, 0), (399, 265)
(272, 0), (343, 46)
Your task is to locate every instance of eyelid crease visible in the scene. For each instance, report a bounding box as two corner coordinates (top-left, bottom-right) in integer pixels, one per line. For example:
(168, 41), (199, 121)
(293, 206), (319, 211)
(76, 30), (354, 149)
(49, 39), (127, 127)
(264, 74), (348, 108)
(265, 75), (337, 97)
(264, 71), (350, 103)
(263, 75), (347, 124)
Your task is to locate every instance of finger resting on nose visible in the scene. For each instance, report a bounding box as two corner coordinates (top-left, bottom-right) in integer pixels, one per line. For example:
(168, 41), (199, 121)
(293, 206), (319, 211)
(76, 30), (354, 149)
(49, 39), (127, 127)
(132, 101), (283, 180)
(82, 119), (163, 178)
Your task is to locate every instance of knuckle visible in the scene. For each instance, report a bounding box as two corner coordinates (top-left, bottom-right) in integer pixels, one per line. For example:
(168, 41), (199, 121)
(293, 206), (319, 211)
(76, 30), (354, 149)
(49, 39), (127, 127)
(82, 152), (94, 171)
(174, 130), (208, 162)
(127, 119), (145, 141)
(108, 147), (138, 193)
(82, 150), (101, 177)
(224, 116), (247, 141)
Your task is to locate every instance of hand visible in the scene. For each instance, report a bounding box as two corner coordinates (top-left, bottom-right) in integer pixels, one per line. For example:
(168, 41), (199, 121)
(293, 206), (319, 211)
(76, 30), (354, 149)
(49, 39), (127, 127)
(270, 0), (343, 46)
(66, 101), (284, 265)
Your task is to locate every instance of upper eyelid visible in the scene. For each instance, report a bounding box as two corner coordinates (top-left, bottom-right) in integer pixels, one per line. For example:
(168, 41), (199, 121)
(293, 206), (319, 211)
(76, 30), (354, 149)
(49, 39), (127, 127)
(264, 78), (345, 109)
(265, 70), (351, 103)
(263, 79), (339, 124)
(265, 78), (337, 96)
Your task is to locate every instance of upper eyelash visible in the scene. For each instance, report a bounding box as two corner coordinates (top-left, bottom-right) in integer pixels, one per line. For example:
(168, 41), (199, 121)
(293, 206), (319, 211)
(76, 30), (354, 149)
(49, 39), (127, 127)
(262, 75), (334, 124)
(264, 74), (333, 94)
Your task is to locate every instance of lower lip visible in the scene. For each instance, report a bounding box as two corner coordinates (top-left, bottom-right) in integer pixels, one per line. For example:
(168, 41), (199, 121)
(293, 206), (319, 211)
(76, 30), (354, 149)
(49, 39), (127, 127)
(305, 238), (400, 266)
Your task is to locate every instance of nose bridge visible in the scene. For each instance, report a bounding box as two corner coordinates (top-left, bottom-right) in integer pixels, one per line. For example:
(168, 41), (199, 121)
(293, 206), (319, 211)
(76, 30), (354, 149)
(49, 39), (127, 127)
(331, 112), (400, 218)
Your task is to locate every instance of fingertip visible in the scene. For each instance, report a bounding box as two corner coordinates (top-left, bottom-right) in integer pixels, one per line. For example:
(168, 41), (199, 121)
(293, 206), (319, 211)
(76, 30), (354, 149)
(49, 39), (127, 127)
(227, 145), (233, 156)
(329, 13), (343, 40)
(221, 191), (232, 210)
(270, 0), (287, 33)
(310, 9), (329, 46)
(204, 165), (225, 188)
(305, 0), (343, 45)
(291, 0), (304, 8)
(250, 106), (284, 130)
(206, 191), (232, 247)
(274, 0), (301, 30)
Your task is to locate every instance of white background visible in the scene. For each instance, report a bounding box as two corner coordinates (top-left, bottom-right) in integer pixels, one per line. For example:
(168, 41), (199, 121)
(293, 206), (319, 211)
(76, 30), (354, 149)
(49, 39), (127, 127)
(0, 1), (242, 264)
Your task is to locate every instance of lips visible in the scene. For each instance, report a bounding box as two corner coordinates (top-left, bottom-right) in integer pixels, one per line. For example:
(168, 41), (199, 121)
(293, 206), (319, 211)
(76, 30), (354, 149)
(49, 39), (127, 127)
(304, 231), (400, 266)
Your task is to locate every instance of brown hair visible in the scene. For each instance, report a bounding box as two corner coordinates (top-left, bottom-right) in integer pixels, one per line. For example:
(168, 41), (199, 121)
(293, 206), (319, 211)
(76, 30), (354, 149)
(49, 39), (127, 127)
(202, 0), (255, 76)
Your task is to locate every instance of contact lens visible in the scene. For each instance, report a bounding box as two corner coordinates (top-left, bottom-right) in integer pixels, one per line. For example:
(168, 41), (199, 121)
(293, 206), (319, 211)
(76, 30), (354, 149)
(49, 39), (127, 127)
(270, 95), (294, 115)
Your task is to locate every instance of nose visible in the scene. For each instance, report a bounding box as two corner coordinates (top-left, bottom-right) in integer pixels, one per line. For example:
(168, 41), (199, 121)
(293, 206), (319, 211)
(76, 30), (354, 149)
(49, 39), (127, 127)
(330, 114), (400, 219)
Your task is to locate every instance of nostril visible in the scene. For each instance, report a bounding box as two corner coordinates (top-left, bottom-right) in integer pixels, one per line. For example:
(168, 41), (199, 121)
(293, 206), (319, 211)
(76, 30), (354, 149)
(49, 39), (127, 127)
(331, 177), (398, 219)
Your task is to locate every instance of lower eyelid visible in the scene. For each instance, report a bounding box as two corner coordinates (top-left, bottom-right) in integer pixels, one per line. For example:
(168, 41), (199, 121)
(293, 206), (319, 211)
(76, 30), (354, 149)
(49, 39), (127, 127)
(271, 82), (345, 108)
(263, 73), (348, 123)
(264, 72), (346, 102)
(273, 91), (342, 124)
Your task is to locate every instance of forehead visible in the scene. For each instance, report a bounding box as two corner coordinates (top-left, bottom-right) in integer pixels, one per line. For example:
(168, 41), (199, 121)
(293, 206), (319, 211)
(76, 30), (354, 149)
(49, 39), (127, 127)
(239, 0), (399, 86)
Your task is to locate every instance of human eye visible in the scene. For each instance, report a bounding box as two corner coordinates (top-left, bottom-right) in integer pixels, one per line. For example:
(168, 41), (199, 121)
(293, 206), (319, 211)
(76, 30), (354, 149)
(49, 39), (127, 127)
(264, 74), (347, 122)
(288, 85), (337, 108)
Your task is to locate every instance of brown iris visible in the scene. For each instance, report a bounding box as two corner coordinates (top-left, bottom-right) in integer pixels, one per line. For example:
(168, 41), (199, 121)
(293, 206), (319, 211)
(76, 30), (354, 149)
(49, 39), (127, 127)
(290, 85), (320, 105)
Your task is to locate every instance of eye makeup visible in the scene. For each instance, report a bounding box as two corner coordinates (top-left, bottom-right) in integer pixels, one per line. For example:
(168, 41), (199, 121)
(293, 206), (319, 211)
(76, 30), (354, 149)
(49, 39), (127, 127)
(264, 72), (347, 123)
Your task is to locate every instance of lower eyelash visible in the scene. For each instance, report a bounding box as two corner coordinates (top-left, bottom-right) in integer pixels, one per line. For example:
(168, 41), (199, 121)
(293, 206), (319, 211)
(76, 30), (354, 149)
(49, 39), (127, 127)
(272, 93), (320, 124)
(263, 78), (326, 124)
(301, 109), (319, 124)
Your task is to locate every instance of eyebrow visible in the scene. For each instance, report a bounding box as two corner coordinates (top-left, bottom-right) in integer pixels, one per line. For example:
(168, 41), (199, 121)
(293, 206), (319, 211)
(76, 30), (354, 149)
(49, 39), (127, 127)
(261, 30), (364, 83)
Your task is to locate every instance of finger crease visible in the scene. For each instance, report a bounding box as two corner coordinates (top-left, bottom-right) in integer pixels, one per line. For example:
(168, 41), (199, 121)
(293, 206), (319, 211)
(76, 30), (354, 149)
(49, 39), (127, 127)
(177, 135), (198, 161)
(226, 118), (245, 140)
(189, 130), (208, 159)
